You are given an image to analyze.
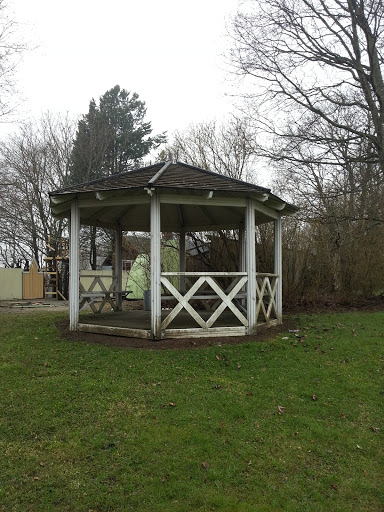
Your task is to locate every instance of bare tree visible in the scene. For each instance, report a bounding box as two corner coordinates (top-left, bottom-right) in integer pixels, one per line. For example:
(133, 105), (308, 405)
(171, 116), (259, 182)
(230, 0), (384, 171)
(0, 0), (30, 119)
(270, 143), (384, 302)
(229, 0), (384, 302)
(0, 113), (76, 266)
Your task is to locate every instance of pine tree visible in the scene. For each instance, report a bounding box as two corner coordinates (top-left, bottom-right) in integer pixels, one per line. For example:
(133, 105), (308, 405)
(69, 85), (166, 184)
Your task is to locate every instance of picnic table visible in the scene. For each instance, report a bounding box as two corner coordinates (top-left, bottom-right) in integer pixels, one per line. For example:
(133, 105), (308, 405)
(79, 274), (131, 313)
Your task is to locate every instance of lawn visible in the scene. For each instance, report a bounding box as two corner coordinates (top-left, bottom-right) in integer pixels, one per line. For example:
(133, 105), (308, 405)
(0, 309), (383, 511)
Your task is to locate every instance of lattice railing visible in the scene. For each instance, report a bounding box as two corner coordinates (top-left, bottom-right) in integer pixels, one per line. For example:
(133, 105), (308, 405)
(160, 272), (248, 332)
(160, 272), (279, 333)
(255, 273), (278, 324)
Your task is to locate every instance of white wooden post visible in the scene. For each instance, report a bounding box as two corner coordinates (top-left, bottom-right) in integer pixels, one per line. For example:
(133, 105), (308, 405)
(69, 198), (80, 331)
(239, 223), (246, 272)
(115, 224), (123, 311)
(150, 193), (161, 339)
(239, 223), (246, 305)
(179, 230), (186, 293)
(246, 199), (257, 334)
(274, 213), (283, 323)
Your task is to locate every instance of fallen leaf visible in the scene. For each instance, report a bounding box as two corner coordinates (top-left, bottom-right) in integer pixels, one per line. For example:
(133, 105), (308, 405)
(246, 392), (253, 396)
(168, 402), (176, 407)
(201, 461), (210, 470)
(162, 474), (170, 482)
(370, 426), (380, 433)
(278, 405), (286, 414)
(312, 394), (318, 401)
(33, 476), (40, 481)
(356, 444), (362, 450)
(340, 413), (346, 419)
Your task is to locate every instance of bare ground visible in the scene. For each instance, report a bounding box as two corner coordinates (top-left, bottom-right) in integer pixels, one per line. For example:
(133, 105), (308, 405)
(58, 319), (295, 350)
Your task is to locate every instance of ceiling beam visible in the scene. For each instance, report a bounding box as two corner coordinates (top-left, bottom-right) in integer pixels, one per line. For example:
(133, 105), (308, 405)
(159, 194), (246, 207)
(79, 196), (151, 208)
(51, 202), (73, 216)
(253, 201), (278, 220)
(50, 194), (75, 204)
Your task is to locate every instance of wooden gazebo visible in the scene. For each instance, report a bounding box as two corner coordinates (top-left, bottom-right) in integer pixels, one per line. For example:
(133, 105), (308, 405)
(49, 161), (297, 339)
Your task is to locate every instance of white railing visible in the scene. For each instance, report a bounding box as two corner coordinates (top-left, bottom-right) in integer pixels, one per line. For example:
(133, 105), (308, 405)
(160, 271), (279, 335)
(255, 273), (278, 325)
(161, 272), (248, 334)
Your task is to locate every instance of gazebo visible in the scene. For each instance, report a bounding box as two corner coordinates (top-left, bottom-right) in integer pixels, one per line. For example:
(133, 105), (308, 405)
(49, 161), (297, 339)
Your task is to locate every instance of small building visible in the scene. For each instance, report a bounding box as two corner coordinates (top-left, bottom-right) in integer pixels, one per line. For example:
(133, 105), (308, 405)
(49, 161), (298, 339)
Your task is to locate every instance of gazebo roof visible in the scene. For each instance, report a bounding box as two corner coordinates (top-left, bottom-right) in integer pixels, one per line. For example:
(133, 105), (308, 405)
(50, 161), (298, 231)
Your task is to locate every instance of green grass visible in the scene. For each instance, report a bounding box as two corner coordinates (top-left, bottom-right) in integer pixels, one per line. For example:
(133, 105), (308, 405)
(0, 310), (383, 511)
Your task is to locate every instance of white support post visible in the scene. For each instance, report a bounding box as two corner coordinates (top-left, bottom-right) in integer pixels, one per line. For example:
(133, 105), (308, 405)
(239, 223), (246, 272)
(246, 199), (257, 334)
(274, 213), (283, 323)
(239, 223), (246, 306)
(179, 230), (186, 293)
(150, 193), (161, 339)
(69, 198), (80, 331)
(115, 224), (123, 311)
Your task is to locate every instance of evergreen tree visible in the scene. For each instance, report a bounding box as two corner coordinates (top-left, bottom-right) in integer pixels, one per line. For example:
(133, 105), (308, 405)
(70, 85), (166, 184)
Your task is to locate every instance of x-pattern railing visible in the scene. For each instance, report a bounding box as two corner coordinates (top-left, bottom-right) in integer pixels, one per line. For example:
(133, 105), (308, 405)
(160, 272), (248, 331)
(255, 273), (278, 323)
(160, 272), (278, 332)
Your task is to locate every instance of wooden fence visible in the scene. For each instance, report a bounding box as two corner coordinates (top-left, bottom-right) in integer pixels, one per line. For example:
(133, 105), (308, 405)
(22, 260), (44, 299)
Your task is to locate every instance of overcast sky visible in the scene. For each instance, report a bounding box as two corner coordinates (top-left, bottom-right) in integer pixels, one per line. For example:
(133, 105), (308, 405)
(10, 0), (240, 137)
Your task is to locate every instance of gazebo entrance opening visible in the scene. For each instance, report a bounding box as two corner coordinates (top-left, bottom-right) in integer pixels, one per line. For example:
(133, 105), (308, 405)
(50, 161), (297, 340)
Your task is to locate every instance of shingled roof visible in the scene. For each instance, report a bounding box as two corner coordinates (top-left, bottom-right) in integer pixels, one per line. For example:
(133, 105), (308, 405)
(50, 161), (297, 231)
(51, 161), (271, 196)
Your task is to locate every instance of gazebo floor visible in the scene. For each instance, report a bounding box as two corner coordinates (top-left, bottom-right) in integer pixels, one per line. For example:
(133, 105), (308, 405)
(78, 309), (249, 339)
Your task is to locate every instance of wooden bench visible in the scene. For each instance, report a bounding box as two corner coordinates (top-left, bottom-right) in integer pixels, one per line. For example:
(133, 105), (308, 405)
(80, 290), (132, 313)
(161, 291), (247, 312)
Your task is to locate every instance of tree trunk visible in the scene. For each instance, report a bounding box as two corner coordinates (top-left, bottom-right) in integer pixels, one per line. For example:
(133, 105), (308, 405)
(90, 226), (97, 270)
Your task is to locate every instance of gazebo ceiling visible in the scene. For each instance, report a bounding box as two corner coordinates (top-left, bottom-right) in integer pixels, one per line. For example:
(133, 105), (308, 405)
(50, 161), (298, 231)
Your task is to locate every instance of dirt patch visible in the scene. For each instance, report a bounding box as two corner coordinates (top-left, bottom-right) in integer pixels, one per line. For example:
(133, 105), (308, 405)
(284, 296), (384, 314)
(57, 296), (384, 350)
(57, 318), (297, 350)
(0, 300), (69, 314)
